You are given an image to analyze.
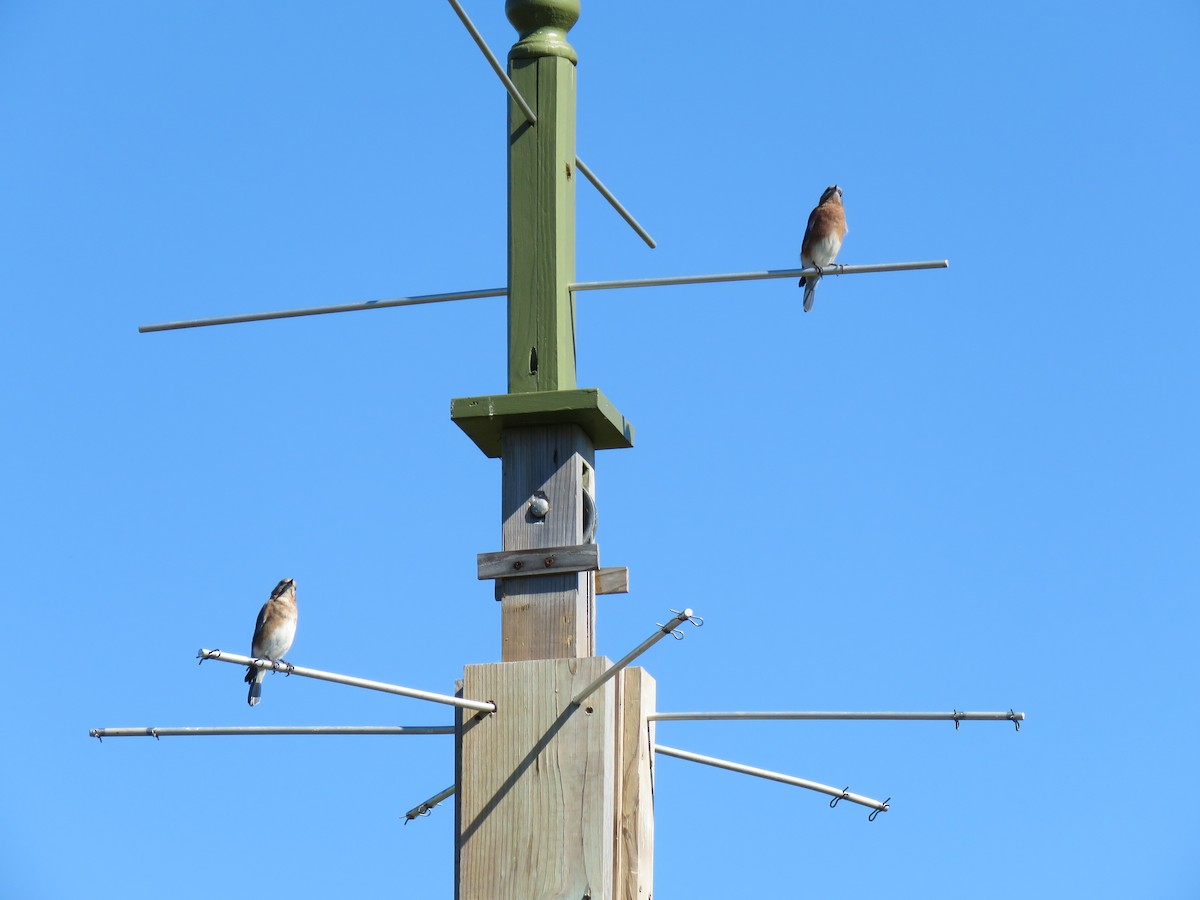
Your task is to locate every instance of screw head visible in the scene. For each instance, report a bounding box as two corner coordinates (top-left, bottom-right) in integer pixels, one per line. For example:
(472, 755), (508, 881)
(529, 495), (551, 518)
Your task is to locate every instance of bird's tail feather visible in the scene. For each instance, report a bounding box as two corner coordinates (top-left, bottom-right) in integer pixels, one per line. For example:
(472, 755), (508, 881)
(246, 666), (264, 706)
(803, 277), (818, 313)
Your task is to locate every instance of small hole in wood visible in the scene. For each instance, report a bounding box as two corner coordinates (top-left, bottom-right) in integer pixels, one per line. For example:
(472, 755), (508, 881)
(529, 346), (538, 375)
(584, 706), (594, 715)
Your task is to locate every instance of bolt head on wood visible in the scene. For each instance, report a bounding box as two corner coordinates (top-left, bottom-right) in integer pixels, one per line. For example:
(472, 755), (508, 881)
(506, 0), (580, 62)
(530, 494), (551, 518)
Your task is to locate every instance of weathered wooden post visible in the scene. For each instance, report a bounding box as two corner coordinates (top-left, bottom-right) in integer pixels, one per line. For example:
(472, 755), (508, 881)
(450, 2), (653, 897)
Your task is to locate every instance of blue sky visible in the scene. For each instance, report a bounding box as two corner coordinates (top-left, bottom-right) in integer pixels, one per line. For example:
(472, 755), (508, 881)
(2, 2), (1197, 897)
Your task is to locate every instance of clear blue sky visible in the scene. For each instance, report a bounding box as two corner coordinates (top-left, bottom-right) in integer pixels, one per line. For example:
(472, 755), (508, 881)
(2, 2), (1197, 897)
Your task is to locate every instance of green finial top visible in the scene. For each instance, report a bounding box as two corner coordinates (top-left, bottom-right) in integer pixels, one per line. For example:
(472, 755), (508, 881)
(506, 0), (579, 63)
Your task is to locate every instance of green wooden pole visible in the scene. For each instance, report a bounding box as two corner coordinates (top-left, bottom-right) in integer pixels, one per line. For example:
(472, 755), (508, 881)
(506, 0), (579, 393)
(450, 0), (632, 457)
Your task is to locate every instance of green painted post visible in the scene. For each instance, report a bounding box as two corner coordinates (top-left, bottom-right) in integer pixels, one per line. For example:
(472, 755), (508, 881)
(449, 0), (633, 460)
(506, 0), (579, 394)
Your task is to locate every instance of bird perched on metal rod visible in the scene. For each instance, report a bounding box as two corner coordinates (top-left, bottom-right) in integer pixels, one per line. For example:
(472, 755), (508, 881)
(245, 578), (298, 706)
(799, 184), (848, 312)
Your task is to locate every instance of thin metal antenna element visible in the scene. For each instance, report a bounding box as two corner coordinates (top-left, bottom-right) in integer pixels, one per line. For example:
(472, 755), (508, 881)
(196, 649), (496, 714)
(570, 607), (702, 707)
(137, 260), (947, 333)
(574, 157), (657, 249)
(89, 725), (454, 739)
(649, 710), (1026, 724)
(138, 286), (505, 333)
(655, 744), (889, 816)
(570, 260), (950, 294)
(442, 0), (656, 248)
(444, 0), (537, 125)
(404, 783), (458, 823)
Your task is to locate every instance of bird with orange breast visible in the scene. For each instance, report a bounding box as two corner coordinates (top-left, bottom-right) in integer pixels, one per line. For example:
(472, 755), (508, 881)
(245, 578), (298, 706)
(799, 185), (848, 313)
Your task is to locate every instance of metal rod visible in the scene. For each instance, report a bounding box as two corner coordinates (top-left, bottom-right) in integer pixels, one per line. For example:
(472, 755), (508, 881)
(404, 783), (458, 822)
(196, 649), (496, 714)
(89, 725), (454, 739)
(570, 608), (699, 707)
(649, 710), (1026, 723)
(137, 286), (506, 333)
(654, 744), (889, 814)
(574, 156), (657, 249)
(444, 0), (537, 125)
(570, 259), (948, 293)
(138, 260), (947, 334)
(439, 1), (655, 249)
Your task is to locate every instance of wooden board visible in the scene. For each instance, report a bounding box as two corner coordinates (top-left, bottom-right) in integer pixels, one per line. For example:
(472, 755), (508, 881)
(614, 667), (655, 900)
(596, 567), (629, 596)
(457, 658), (616, 900)
(478, 543), (600, 581)
(499, 424), (596, 660)
(450, 388), (635, 460)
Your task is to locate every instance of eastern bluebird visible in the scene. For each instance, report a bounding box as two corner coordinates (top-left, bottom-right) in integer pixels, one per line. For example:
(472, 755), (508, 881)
(799, 184), (848, 313)
(245, 578), (298, 707)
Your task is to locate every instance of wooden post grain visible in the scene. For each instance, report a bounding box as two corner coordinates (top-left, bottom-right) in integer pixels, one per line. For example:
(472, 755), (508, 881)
(615, 668), (655, 900)
(457, 658), (616, 900)
(500, 425), (595, 660)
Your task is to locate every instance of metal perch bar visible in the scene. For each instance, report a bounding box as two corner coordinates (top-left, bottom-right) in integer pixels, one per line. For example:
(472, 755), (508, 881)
(654, 744), (890, 814)
(138, 260), (947, 333)
(442, 0), (655, 248)
(445, 0), (537, 125)
(404, 783), (458, 822)
(196, 649), (496, 714)
(649, 710), (1025, 723)
(574, 157), (657, 249)
(89, 725), (454, 739)
(138, 286), (505, 333)
(570, 259), (949, 293)
(570, 608), (700, 707)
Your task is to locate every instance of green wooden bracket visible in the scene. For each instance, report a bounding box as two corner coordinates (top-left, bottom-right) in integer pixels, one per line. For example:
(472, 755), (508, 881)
(451, 388), (634, 459)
